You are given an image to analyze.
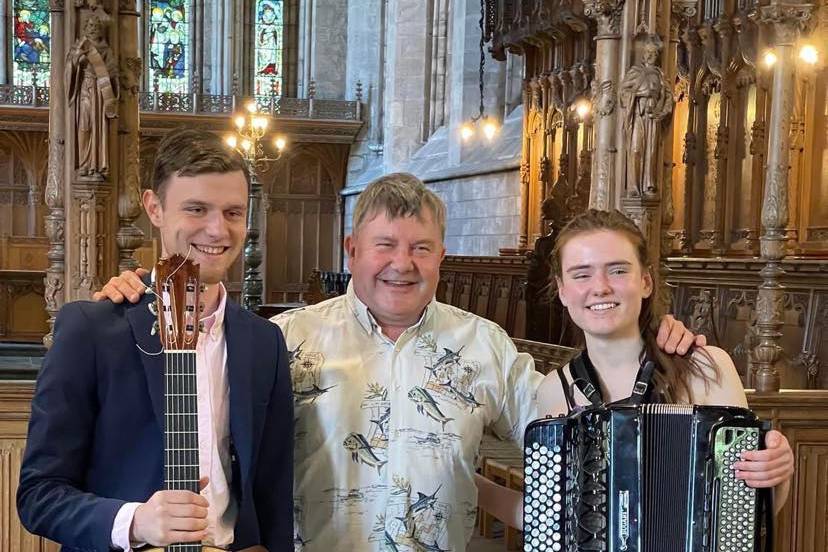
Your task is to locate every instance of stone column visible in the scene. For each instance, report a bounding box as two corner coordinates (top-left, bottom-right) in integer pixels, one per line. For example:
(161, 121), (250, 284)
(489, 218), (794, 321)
(116, 0), (144, 273)
(753, 2), (814, 392)
(44, 0), (67, 347)
(584, 0), (624, 209)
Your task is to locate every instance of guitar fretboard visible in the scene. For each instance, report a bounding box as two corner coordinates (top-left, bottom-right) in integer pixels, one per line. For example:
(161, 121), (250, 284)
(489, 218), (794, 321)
(164, 350), (200, 494)
(165, 351), (203, 552)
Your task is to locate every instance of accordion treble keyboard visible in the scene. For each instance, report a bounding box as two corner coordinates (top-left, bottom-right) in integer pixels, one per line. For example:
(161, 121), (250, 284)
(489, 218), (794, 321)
(523, 404), (765, 552)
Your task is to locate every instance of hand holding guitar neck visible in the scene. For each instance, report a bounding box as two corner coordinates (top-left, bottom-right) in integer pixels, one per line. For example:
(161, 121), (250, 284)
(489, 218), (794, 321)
(133, 254), (213, 549)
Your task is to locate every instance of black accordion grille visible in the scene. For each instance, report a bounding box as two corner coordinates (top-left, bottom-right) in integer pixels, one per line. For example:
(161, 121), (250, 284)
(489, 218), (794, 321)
(642, 404), (693, 551)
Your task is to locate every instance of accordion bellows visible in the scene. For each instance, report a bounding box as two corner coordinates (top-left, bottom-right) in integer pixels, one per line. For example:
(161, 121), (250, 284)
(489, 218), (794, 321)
(523, 404), (766, 552)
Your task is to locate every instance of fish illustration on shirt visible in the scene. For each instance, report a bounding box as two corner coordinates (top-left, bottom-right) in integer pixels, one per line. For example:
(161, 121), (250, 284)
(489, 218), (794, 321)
(413, 433), (441, 446)
(288, 340), (305, 364)
(294, 383), (336, 405)
(343, 432), (387, 475)
(408, 386), (454, 431)
(439, 380), (484, 413)
(370, 408), (391, 437)
(396, 484), (442, 529)
(425, 346), (464, 377)
(434, 346), (463, 369)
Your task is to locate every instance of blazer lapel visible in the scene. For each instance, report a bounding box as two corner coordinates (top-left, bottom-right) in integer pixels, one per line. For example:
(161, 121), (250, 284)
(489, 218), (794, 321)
(224, 300), (254, 490)
(126, 295), (165, 432)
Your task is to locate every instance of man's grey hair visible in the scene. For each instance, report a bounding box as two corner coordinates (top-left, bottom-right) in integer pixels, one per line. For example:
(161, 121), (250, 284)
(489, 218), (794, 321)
(352, 172), (447, 239)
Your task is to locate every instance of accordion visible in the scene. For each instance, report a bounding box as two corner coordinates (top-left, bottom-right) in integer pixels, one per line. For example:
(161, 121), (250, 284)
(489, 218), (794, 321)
(522, 404), (770, 552)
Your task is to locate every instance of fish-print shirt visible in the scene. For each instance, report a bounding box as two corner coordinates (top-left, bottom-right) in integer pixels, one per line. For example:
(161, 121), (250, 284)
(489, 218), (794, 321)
(271, 283), (542, 552)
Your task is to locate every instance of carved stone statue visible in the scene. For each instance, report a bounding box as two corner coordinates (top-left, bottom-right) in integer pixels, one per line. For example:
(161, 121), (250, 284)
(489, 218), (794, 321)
(65, 15), (118, 178)
(619, 36), (673, 197)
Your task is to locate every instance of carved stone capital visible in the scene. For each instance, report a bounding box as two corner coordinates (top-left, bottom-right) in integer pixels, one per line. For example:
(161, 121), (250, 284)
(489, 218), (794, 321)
(670, 1), (697, 40)
(584, 0), (625, 36)
(759, 3), (815, 45)
(671, 0), (697, 22)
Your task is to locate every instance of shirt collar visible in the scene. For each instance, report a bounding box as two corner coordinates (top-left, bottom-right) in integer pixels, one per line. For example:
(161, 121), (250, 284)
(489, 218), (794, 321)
(200, 282), (228, 340)
(345, 279), (436, 339)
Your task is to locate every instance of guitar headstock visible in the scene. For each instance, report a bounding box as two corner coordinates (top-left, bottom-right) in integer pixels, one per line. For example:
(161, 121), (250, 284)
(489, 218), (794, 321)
(154, 254), (201, 350)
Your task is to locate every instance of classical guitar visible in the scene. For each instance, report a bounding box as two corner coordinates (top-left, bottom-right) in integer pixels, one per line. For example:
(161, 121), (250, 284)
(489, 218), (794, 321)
(143, 255), (265, 552)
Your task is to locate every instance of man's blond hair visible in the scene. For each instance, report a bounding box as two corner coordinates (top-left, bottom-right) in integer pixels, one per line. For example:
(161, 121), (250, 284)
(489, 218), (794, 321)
(351, 173), (446, 239)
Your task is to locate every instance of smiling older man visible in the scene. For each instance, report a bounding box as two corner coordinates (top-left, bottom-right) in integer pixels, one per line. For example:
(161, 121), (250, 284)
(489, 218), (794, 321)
(271, 173), (706, 551)
(96, 172), (703, 551)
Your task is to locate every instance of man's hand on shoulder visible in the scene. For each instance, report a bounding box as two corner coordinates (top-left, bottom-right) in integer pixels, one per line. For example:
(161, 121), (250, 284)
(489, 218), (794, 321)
(130, 489), (209, 546)
(656, 314), (706, 355)
(92, 268), (149, 304)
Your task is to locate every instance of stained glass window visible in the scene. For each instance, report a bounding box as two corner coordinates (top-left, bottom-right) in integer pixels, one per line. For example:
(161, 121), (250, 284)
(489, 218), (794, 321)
(148, 0), (191, 93)
(12, 0), (51, 87)
(254, 0), (284, 96)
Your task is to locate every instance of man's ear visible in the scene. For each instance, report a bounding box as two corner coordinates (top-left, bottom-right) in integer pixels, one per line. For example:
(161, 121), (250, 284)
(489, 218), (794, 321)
(344, 234), (356, 271)
(142, 189), (163, 227)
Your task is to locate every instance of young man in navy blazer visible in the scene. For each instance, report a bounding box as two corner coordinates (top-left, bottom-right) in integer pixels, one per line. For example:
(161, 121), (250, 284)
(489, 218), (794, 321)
(17, 128), (293, 551)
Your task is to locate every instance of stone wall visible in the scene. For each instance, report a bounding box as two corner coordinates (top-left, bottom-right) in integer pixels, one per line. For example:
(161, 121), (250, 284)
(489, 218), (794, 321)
(336, 0), (524, 256)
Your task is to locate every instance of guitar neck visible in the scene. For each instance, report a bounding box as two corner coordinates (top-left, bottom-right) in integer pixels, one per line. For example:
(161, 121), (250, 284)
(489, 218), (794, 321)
(164, 350), (200, 495)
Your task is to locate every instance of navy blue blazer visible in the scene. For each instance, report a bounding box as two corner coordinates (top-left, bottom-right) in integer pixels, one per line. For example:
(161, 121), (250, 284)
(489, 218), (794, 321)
(17, 293), (294, 551)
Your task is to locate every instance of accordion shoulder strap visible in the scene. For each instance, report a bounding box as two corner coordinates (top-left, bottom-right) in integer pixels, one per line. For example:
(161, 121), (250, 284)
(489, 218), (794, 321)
(570, 350), (660, 406)
(570, 350), (603, 406)
(556, 367), (576, 412)
(627, 360), (657, 406)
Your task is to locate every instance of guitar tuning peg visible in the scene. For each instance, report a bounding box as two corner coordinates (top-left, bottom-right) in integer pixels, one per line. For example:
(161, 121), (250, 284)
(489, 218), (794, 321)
(151, 320), (159, 336)
(200, 284), (207, 293)
(198, 322), (205, 333)
(148, 301), (158, 316)
(199, 303), (205, 312)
